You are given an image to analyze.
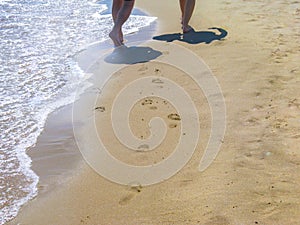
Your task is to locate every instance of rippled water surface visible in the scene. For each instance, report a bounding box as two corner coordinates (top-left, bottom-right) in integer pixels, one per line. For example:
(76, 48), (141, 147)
(0, 0), (155, 223)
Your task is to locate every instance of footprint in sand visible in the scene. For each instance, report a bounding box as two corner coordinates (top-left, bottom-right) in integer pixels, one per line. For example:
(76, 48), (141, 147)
(119, 193), (135, 206)
(169, 123), (178, 128)
(244, 117), (259, 126)
(154, 68), (160, 74)
(141, 99), (153, 106)
(206, 215), (230, 225)
(149, 106), (158, 110)
(80, 215), (90, 224)
(288, 98), (300, 108)
(95, 106), (105, 112)
(152, 78), (164, 84)
(167, 113), (181, 121)
(119, 186), (142, 206)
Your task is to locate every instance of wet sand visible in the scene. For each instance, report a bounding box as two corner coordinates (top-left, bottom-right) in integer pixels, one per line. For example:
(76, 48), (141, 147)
(9, 0), (300, 224)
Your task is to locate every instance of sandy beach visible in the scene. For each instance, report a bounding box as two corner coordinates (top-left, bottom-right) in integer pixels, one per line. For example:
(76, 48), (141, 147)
(9, 0), (300, 224)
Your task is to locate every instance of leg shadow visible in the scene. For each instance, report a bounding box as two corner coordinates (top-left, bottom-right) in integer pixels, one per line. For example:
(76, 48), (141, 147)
(104, 46), (162, 64)
(153, 27), (228, 44)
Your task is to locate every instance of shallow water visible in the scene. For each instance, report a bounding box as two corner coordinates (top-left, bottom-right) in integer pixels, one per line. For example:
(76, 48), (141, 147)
(0, 0), (156, 223)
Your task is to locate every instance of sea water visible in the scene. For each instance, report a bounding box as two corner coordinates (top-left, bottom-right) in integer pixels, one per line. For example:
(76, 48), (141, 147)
(0, 0), (156, 223)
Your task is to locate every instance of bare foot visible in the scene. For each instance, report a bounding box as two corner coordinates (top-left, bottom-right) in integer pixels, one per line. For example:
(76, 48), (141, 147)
(181, 17), (194, 33)
(109, 28), (124, 47)
(182, 24), (194, 33)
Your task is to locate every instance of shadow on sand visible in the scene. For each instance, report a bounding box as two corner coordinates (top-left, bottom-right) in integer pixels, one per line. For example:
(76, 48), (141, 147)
(104, 46), (162, 64)
(104, 27), (227, 65)
(153, 27), (228, 44)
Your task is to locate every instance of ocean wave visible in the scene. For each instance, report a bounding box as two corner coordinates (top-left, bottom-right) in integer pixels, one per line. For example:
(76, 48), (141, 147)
(0, 0), (156, 223)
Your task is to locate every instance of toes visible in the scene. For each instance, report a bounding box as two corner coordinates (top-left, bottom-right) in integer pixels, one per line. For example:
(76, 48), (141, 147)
(109, 31), (123, 47)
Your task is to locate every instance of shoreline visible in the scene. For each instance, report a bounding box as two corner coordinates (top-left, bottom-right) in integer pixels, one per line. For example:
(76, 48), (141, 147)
(9, 0), (300, 224)
(27, 18), (158, 194)
(6, 5), (158, 225)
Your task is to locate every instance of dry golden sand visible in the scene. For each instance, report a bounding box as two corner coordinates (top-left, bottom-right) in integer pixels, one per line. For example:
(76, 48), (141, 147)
(10, 0), (300, 224)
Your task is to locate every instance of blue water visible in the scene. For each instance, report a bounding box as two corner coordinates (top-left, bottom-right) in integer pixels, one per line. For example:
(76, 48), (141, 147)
(0, 0), (156, 223)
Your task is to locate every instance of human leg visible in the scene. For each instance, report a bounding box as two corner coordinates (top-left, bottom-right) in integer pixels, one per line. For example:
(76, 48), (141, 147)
(179, 0), (185, 16)
(112, 0), (124, 42)
(109, 0), (135, 46)
(112, 0), (123, 22)
(180, 0), (196, 33)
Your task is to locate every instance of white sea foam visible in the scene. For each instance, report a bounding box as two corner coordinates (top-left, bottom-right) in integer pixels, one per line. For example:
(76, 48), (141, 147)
(0, 0), (156, 223)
